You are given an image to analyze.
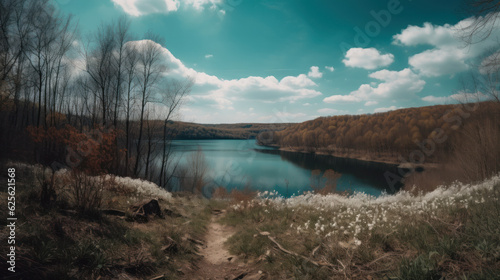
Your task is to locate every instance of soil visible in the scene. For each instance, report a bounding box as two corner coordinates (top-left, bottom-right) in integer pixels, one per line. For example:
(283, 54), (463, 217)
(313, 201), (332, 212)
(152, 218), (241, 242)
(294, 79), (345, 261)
(180, 210), (266, 280)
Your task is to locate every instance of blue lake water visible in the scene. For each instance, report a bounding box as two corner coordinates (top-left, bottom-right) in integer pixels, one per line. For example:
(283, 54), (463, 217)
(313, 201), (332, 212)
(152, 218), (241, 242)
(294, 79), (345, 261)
(166, 139), (402, 197)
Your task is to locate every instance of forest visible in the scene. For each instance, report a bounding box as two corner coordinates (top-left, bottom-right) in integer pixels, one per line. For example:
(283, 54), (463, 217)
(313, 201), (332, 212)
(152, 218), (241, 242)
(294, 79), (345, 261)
(0, 0), (194, 188)
(259, 101), (500, 185)
(164, 121), (291, 140)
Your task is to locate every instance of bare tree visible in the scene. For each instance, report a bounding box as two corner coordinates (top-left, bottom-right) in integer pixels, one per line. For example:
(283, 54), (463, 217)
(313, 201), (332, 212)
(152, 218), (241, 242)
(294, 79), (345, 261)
(133, 36), (167, 176)
(453, 1), (500, 182)
(186, 147), (209, 194)
(459, 0), (500, 102)
(84, 23), (116, 126)
(122, 42), (139, 175)
(143, 109), (162, 181)
(0, 0), (32, 90)
(158, 78), (193, 187)
(460, 0), (500, 44)
(112, 16), (131, 128)
(48, 16), (76, 127)
(22, 0), (61, 127)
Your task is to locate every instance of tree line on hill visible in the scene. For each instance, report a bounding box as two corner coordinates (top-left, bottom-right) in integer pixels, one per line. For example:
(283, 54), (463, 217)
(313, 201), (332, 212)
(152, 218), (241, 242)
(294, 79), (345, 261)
(164, 121), (292, 140)
(258, 101), (500, 185)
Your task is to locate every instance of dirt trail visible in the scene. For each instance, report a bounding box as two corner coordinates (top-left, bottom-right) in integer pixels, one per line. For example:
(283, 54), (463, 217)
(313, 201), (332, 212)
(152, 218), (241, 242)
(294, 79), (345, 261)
(181, 210), (266, 280)
(201, 213), (238, 265)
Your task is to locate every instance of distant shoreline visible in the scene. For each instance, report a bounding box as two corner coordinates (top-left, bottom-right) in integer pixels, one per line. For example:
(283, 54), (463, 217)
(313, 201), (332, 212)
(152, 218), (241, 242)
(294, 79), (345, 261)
(257, 144), (440, 171)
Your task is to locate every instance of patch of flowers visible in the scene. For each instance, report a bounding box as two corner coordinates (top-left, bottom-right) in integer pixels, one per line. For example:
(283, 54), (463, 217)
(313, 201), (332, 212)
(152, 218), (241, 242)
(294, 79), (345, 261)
(230, 175), (500, 247)
(6, 162), (172, 201)
(105, 175), (172, 201)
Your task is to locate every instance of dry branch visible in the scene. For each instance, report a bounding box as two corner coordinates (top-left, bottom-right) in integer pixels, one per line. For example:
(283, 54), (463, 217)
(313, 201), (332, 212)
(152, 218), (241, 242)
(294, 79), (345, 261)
(260, 232), (335, 269)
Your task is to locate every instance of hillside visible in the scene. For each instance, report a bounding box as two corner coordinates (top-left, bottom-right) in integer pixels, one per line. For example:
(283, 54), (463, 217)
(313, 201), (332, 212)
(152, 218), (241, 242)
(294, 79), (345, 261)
(164, 121), (292, 140)
(2, 161), (499, 279)
(258, 102), (500, 163)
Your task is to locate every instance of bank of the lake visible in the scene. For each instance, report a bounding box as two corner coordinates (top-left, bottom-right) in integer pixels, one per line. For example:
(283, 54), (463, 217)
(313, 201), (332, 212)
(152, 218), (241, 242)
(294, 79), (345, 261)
(268, 145), (439, 170)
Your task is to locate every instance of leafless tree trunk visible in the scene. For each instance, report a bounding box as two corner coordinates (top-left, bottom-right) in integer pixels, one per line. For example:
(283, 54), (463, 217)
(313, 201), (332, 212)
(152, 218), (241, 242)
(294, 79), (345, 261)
(23, 0), (60, 128)
(0, 0), (33, 90)
(158, 79), (193, 187)
(123, 43), (139, 175)
(85, 23), (116, 126)
(112, 16), (131, 128)
(133, 36), (167, 176)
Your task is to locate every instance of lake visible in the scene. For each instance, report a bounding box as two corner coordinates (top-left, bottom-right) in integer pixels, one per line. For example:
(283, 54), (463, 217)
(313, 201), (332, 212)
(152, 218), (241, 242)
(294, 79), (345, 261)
(166, 139), (403, 197)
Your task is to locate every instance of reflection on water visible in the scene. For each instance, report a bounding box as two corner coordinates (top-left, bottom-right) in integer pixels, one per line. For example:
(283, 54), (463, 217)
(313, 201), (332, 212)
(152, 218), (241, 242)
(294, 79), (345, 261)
(163, 139), (403, 197)
(256, 149), (403, 194)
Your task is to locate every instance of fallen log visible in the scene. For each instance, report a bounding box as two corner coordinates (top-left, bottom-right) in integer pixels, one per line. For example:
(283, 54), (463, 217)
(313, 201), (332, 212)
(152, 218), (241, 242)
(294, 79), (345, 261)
(100, 209), (126, 216)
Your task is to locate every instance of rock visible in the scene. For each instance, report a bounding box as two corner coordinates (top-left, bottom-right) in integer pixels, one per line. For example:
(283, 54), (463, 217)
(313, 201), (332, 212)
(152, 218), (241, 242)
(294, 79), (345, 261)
(130, 199), (163, 220)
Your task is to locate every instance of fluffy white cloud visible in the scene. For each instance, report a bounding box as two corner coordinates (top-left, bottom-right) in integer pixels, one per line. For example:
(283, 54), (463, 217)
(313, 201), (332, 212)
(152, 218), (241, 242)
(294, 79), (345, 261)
(393, 15), (500, 77)
(422, 92), (489, 104)
(323, 94), (361, 103)
(363, 68), (426, 97)
(421, 95), (447, 103)
(408, 48), (469, 76)
(324, 68), (425, 104)
(393, 22), (457, 47)
(112, 0), (142, 16)
(325, 66), (335, 72)
(308, 66), (323, 78)
(183, 0), (220, 10)
(374, 106), (398, 113)
(112, 0), (220, 16)
(125, 40), (322, 113)
(280, 74), (317, 88)
(205, 54), (213, 59)
(165, 0), (181, 11)
(364, 101), (378, 106)
(342, 48), (394, 70)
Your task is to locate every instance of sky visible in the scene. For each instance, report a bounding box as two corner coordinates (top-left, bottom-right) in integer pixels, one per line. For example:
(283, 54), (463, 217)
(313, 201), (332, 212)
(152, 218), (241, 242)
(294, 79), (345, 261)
(54, 0), (499, 123)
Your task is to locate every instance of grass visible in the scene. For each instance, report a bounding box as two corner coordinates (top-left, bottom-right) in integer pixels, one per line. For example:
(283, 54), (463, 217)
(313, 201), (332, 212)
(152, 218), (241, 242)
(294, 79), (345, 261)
(1, 161), (499, 279)
(0, 162), (213, 280)
(220, 176), (500, 279)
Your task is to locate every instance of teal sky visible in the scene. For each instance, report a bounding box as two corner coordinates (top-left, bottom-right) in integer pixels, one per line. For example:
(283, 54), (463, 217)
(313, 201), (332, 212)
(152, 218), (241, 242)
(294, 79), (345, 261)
(55, 0), (498, 123)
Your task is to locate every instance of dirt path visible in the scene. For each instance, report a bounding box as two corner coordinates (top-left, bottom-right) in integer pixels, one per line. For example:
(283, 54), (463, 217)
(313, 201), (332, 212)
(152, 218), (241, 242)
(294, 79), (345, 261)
(201, 214), (238, 265)
(181, 211), (266, 280)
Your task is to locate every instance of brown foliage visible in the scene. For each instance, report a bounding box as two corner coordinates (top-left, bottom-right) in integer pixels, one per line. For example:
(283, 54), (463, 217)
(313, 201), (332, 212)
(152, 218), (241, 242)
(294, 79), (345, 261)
(451, 107), (500, 182)
(310, 169), (341, 195)
(212, 187), (230, 199)
(266, 102), (499, 164)
(27, 124), (123, 174)
(230, 187), (257, 203)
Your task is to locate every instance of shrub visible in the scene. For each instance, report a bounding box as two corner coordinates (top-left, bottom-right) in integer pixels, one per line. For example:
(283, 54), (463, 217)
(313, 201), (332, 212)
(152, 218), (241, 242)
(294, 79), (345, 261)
(68, 171), (106, 217)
